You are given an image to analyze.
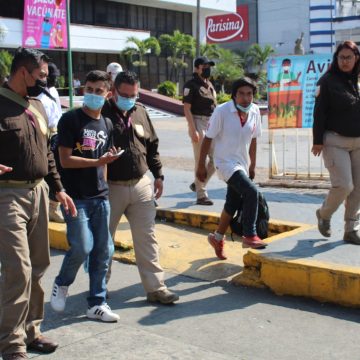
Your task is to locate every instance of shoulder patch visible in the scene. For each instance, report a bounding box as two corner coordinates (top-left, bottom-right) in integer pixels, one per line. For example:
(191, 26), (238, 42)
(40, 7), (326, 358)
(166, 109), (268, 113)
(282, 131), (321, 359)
(183, 88), (190, 96)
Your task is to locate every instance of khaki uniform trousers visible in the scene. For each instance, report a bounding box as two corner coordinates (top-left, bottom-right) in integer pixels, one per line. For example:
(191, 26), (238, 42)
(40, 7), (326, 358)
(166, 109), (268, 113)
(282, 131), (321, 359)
(108, 175), (166, 293)
(192, 115), (215, 199)
(0, 181), (50, 355)
(320, 131), (360, 232)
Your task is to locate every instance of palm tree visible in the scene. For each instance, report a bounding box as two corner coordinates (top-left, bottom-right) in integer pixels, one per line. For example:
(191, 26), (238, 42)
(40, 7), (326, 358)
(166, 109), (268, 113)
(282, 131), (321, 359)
(121, 36), (160, 76)
(212, 48), (244, 93)
(200, 43), (222, 60)
(159, 30), (195, 85)
(245, 44), (275, 72)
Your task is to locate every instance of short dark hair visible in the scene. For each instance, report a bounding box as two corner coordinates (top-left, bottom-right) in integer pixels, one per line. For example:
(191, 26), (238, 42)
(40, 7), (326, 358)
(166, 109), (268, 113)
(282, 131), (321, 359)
(114, 71), (138, 89)
(231, 77), (258, 98)
(85, 70), (111, 90)
(282, 58), (291, 65)
(10, 47), (49, 75)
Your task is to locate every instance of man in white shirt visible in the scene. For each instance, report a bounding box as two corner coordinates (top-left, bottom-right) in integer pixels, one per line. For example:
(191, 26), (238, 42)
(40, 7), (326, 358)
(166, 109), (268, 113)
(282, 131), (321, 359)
(37, 62), (64, 223)
(196, 77), (267, 259)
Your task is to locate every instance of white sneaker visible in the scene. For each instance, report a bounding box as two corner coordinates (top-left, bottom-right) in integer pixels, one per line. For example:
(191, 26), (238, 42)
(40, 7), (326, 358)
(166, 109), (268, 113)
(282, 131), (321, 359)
(86, 303), (120, 322)
(50, 282), (68, 312)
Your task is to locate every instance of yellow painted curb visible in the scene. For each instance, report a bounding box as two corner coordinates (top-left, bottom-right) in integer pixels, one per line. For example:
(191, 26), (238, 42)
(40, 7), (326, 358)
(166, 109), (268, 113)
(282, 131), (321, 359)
(232, 251), (360, 307)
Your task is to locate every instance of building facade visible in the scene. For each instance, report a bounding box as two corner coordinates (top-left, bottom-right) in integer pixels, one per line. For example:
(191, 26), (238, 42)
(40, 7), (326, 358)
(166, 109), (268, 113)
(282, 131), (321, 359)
(0, 0), (236, 89)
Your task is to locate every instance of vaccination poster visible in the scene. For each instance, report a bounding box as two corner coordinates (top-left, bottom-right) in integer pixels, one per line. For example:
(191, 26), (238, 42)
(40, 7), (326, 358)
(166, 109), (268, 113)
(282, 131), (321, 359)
(23, 0), (68, 50)
(267, 54), (332, 129)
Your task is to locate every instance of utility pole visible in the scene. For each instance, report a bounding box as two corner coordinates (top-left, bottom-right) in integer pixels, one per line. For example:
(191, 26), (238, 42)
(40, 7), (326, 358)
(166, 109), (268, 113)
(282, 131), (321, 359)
(196, 0), (200, 58)
(66, 0), (73, 108)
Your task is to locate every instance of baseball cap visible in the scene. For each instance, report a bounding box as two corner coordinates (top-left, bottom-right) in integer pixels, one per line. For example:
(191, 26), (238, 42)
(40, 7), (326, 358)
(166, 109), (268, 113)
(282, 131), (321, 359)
(106, 62), (123, 81)
(194, 56), (215, 68)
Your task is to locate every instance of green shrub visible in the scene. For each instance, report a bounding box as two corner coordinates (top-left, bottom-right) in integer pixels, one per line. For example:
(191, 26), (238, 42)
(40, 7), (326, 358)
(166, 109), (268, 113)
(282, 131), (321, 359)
(58, 75), (65, 88)
(157, 81), (177, 97)
(216, 92), (231, 104)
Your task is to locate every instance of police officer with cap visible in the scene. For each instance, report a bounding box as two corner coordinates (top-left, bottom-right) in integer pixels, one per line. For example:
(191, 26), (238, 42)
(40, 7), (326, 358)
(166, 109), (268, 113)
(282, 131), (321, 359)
(183, 56), (216, 205)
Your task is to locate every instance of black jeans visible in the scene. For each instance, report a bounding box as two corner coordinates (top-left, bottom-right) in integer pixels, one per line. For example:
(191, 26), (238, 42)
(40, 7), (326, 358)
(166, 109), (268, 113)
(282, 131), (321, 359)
(224, 170), (259, 236)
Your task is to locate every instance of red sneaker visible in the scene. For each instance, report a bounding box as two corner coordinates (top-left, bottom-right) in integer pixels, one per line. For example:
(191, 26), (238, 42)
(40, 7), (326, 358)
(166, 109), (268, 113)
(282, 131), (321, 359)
(242, 235), (267, 249)
(208, 233), (227, 260)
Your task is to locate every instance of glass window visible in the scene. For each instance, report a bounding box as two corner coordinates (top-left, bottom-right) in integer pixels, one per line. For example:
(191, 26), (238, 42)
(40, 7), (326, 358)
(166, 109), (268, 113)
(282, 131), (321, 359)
(0, 0), (23, 19)
(137, 6), (144, 30)
(129, 5), (138, 29)
(94, 1), (107, 26)
(175, 11), (184, 32)
(147, 7), (157, 32)
(107, 2), (117, 26)
(166, 10), (176, 33)
(183, 12), (192, 35)
(156, 9), (166, 33)
(117, 3), (128, 28)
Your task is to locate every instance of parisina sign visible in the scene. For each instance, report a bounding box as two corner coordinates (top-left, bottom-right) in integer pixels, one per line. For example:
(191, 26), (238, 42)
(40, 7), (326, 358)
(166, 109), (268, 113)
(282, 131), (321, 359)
(206, 5), (249, 43)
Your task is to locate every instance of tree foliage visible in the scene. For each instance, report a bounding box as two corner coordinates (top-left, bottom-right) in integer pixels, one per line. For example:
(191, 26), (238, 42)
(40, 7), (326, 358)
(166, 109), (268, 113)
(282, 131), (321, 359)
(159, 30), (195, 83)
(0, 50), (13, 84)
(121, 36), (160, 69)
(245, 43), (275, 71)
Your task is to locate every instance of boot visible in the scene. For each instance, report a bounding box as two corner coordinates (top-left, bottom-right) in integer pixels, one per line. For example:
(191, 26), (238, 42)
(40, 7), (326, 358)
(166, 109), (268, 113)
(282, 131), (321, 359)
(49, 200), (65, 223)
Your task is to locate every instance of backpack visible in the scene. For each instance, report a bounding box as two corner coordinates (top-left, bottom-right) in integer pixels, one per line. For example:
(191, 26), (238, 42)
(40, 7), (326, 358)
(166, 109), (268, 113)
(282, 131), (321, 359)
(229, 192), (270, 240)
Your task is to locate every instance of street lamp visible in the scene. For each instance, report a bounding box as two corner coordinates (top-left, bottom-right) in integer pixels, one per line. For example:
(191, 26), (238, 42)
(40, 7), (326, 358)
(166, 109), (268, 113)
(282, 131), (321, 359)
(196, 0), (200, 58)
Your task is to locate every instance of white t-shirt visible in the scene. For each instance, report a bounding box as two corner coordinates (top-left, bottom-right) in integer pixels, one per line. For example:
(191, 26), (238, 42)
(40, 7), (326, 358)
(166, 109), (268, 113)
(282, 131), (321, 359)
(205, 100), (262, 182)
(37, 87), (62, 129)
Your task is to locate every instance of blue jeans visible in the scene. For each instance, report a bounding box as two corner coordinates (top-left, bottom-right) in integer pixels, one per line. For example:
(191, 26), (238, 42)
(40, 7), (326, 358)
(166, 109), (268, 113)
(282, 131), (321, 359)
(224, 170), (259, 236)
(55, 199), (114, 307)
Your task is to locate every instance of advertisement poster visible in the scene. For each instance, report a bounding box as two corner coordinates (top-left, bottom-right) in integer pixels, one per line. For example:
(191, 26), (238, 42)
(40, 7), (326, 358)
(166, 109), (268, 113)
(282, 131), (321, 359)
(23, 0), (68, 50)
(267, 54), (332, 129)
(206, 5), (249, 44)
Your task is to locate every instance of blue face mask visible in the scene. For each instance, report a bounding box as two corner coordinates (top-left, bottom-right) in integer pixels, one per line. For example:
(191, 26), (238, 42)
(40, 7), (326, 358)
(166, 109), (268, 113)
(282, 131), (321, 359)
(236, 103), (253, 113)
(116, 95), (136, 111)
(83, 93), (105, 110)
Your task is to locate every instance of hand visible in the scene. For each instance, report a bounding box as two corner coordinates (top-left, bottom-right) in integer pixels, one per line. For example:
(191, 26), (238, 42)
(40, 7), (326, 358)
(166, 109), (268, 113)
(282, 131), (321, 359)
(249, 167), (255, 180)
(196, 164), (207, 183)
(188, 128), (200, 143)
(312, 145), (323, 156)
(0, 164), (13, 175)
(55, 191), (77, 217)
(154, 178), (163, 200)
(98, 147), (120, 165)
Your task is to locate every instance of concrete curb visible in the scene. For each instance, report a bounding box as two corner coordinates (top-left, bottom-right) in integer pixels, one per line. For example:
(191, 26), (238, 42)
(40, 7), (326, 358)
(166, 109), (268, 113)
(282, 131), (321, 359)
(232, 251), (360, 307)
(49, 208), (360, 307)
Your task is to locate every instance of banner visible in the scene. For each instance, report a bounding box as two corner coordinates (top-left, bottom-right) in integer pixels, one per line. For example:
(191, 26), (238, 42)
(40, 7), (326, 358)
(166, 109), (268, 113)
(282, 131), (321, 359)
(267, 54), (332, 129)
(23, 0), (68, 50)
(206, 5), (249, 44)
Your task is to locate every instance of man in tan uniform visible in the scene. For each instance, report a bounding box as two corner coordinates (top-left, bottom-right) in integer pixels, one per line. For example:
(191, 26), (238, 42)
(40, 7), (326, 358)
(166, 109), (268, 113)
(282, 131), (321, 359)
(0, 47), (76, 360)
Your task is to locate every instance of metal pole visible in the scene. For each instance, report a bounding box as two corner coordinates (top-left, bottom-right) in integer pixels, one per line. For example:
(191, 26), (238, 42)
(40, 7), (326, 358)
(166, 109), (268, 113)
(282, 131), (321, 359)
(66, 0), (73, 109)
(196, 0), (200, 57)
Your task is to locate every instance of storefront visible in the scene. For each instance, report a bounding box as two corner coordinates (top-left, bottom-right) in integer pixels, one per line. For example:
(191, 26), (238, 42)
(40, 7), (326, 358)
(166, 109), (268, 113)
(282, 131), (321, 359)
(0, 0), (236, 89)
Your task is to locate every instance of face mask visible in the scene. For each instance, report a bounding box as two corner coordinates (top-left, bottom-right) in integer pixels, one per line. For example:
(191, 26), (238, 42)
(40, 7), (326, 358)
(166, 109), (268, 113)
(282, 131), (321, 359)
(201, 67), (211, 78)
(115, 95), (136, 111)
(27, 79), (47, 97)
(83, 93), (105, 110)
(283, 66), (290, 71)
(236, 103), (253, 113)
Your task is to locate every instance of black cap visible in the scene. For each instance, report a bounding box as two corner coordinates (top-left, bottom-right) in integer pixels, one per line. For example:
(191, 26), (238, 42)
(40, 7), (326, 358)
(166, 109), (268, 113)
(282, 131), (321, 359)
(48, 62), (60, 77)
(231, 77), (258, 97)
(194, 56), (215, 68)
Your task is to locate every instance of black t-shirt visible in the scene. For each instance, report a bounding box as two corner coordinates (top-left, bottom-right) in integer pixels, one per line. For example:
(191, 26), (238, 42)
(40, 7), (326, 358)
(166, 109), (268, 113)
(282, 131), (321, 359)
(57, 108), (113, 200)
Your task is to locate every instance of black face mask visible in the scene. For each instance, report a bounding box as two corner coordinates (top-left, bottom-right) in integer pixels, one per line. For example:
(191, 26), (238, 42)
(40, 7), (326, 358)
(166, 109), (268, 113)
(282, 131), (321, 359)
(201, 67), (211, 78)
(27, 79), (47, 97)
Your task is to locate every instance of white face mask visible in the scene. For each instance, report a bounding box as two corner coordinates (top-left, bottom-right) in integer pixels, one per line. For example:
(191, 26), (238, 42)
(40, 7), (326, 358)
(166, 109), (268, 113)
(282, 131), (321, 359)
(283, 66), (290, 71)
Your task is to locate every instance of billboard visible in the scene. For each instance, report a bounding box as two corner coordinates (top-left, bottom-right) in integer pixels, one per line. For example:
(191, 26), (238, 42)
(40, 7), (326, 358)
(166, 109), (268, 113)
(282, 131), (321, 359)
(23, 0), (68, 50)
(267, 54), (332, 129)
(206, 5), (249, 44)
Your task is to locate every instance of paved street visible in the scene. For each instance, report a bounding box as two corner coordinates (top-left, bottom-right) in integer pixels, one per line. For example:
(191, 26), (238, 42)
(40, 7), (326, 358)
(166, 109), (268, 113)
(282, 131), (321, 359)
(21, 115), (360, 360)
